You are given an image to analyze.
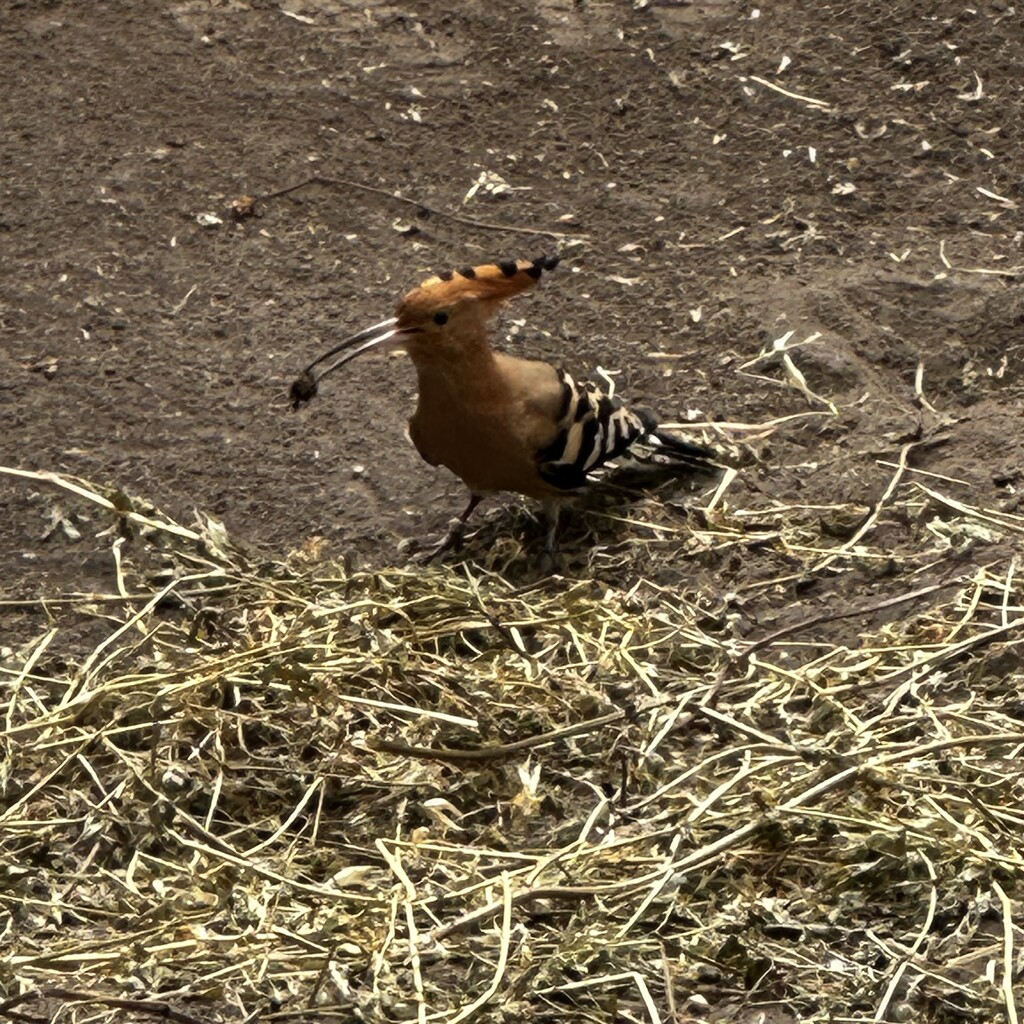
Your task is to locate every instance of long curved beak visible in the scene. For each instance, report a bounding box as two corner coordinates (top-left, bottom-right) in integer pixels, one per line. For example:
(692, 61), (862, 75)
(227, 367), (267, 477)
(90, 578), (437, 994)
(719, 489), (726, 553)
(290, 317), (401, 409)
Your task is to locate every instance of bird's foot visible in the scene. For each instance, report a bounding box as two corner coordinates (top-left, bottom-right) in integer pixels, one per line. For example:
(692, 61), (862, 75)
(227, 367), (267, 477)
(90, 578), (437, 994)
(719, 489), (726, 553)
(416, 518), (468, 564)
(416, 494), (484, 565)
(538, 548), (562, 575)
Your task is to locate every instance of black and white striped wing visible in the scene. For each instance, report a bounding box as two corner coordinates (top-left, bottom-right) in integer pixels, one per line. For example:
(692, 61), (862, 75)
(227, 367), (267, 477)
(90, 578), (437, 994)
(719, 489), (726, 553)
(536, 370), (656, 491)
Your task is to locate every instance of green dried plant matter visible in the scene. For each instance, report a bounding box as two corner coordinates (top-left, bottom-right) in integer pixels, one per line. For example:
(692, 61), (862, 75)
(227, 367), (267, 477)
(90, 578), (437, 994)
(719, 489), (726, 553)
(1, 467), (1023, 1024)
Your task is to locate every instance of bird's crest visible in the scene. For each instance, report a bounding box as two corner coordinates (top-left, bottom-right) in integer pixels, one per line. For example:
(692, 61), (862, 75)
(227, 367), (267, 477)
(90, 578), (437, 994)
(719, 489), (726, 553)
(401, 255), (560, 311)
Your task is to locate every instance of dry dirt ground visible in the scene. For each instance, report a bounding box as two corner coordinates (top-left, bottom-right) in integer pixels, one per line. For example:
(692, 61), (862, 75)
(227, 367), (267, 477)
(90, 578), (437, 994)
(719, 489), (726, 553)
(4, 0), (1023, 615)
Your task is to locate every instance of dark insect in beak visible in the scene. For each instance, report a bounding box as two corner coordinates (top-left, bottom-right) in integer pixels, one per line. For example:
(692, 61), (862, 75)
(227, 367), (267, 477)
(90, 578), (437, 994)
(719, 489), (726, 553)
(289, 371), (319, 410)
(289, 317), (400, 411)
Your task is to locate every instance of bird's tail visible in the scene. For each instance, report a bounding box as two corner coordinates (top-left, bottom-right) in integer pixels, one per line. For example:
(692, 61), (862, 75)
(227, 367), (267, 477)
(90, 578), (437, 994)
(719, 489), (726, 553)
(590, 414), (718, 496)
(634, 408), (717, 467)
(648, 428), (717, 463)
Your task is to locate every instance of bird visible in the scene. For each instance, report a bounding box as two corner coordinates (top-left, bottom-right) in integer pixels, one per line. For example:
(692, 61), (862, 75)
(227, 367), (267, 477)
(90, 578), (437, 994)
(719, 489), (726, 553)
(291, 256), (717, 560)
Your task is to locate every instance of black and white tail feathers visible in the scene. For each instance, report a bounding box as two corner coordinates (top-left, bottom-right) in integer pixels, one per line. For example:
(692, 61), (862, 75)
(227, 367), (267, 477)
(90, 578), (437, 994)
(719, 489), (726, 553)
(536, 369), (715, 492)
(640, 412), (717, 462)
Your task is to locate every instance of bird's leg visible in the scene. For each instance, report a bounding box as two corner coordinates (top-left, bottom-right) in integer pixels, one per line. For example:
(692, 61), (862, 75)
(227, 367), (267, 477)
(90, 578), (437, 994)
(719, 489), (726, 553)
(419, 493), (483, 563)
(539, 500), (562, 572)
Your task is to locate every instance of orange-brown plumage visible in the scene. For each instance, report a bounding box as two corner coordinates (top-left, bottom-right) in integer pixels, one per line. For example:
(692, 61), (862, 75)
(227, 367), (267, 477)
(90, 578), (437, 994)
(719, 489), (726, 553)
(292, 254), (715, 558)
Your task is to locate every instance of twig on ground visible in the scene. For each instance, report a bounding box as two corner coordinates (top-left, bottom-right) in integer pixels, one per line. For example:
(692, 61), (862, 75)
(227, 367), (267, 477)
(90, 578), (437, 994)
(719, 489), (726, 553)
(742, 74), (833, 109)
(249, 176), (581, 239)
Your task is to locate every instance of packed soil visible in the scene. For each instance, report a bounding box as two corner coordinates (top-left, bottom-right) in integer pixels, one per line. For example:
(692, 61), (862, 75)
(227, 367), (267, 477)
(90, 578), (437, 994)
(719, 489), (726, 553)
(2, 3), (1023, 625)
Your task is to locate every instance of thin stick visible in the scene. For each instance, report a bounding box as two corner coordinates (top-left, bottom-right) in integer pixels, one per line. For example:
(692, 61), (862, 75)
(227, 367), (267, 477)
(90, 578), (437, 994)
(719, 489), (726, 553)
(873, 851), (937, 1022)
(1, 989), (209, 1024)
(914, 360), (938, 414)
(661, 410), (833, 433)
(434, 873), (514, 1024)
(0, 586), (238, 608)
(69, 571), (219, 705)
(242, 778), (323, 856)
(704, 466), (738, 513)
(614, 834), (682, 941)
(376, 841), (427, 1024)
(254, 175), (580, 240)
(743, 74), (833, 109)
(0, 466), (202, 542)
(4, 629), (57, 733)
(875, 460), (968, 487)
(810, 441), (916, 572)
(406, 900), (428, 1024)
(1002, 558), (1018, 628)
(739, 578), (964, 660)
(992, 880), (1020, 1024)
(366, 709), (624, 762)
(535, 971), (664, 1024)
(916, 482), (1024, 534)
(863, 616), (1024, 690)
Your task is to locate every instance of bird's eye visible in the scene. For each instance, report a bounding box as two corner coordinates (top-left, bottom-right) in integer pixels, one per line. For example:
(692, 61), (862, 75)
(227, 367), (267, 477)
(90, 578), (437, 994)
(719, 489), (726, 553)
(433, 311), (449, 326)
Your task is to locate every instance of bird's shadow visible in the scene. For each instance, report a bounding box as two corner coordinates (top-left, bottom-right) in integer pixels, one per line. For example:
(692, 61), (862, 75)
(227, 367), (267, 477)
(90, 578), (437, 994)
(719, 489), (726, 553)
(433, 460), (725, 583)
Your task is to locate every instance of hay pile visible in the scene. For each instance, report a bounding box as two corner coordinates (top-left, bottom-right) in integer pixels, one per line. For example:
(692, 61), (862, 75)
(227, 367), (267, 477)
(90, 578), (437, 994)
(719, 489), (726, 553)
(2, 467), (1023, 1023)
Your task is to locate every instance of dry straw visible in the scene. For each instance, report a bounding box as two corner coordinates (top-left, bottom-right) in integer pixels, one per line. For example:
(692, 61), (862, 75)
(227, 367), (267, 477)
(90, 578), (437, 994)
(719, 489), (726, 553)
(1, 461), (1022, 1023)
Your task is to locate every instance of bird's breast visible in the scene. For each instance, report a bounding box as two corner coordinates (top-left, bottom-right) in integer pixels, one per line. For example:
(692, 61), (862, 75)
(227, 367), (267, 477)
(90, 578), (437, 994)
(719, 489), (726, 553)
(408, 386), (557, 498)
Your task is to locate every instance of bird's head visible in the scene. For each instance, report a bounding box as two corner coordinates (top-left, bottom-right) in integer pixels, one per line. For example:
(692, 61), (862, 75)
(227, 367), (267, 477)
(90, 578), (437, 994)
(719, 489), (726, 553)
(290, 255), (560, 408)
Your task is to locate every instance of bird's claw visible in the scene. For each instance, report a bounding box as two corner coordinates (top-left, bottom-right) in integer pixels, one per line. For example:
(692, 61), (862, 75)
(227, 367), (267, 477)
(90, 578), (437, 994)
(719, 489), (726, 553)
(416, 518), (467, 564)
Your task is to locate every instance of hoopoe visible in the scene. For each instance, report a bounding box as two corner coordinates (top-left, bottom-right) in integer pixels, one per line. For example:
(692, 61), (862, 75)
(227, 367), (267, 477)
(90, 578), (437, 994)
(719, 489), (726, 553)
(291, 256), (716, 558)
